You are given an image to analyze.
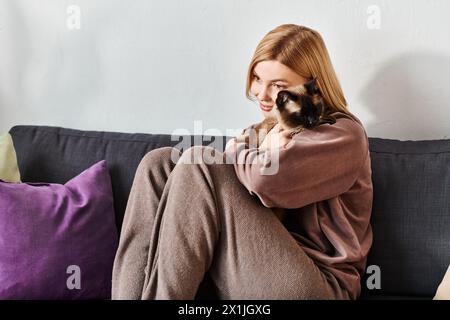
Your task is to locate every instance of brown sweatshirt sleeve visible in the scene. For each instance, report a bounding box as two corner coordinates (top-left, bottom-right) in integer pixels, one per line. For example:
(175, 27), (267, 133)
(224, 114), (369, 209)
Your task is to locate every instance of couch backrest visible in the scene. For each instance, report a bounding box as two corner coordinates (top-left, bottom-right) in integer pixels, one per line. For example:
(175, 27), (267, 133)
(9, 125), (450, 299)
(8, 125), (229, 231)
(360, 137), (450, 299)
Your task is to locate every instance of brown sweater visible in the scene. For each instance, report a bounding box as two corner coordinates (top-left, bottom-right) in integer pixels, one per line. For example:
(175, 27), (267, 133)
(223, 111), (373, 300)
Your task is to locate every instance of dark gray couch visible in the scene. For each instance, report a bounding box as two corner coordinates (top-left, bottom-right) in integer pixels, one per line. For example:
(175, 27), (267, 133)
(8, 125), (450, 300)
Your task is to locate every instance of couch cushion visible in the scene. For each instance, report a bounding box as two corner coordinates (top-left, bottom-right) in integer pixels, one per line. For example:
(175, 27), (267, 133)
(433, 265), (450, 299)
(0, 160), (118, 299)
(361, 137), (450, 298)
(0, 133), (21, 182)
(8, 125), (230, 232)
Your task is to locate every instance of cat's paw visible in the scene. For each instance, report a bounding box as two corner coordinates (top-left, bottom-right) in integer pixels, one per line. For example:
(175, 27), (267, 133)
(234, 133), (250, 144)
(289, 127), (305, 138)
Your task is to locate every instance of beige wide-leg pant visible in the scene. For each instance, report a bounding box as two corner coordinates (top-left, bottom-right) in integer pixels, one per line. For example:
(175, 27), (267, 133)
(111, 146), (348, 300)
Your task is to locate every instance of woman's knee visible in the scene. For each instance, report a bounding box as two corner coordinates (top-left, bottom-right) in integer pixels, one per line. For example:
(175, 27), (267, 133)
(177, 145), (224, 165)
(138, 147), (182, 172)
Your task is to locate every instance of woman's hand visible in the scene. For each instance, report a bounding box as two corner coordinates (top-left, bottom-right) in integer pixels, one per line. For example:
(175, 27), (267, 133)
(224, 136), (238, 152)
(259, 123), (292, 150)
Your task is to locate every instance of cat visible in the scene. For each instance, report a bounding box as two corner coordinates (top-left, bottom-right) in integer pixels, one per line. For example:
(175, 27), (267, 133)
(237, 78), (336, 148)
(235, 78), (337, 223)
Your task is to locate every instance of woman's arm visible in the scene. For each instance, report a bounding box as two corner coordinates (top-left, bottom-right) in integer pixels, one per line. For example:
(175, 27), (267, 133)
(224, 116), (369, 209)
(225, 122), (290, 151)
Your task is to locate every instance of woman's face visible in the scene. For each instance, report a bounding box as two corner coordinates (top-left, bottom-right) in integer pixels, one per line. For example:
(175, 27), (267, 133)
(250, 60), (309, 119)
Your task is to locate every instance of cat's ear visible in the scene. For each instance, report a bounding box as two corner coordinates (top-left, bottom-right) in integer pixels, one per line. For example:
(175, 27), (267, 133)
(304, 78), (319, 95)
(276, 90), (291, 107)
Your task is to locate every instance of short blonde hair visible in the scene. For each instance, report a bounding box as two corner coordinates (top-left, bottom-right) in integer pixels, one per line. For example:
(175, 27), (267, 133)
(246, 24), (349, 114)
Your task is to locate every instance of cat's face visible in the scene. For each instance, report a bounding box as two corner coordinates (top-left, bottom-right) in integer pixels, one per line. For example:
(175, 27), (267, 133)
(274, 79), (324, 129)
(249, 60), (309, 119)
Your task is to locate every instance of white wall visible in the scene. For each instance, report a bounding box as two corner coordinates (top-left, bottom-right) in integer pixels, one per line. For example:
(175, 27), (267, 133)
(0, 0), (449, 140)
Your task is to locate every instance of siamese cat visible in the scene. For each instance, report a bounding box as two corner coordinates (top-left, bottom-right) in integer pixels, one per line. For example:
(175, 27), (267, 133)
(237, 78), (336, 147)
(235, 78), (336, 223)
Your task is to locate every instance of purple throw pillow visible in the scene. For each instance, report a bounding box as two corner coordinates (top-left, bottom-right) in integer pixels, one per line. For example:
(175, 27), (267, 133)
(0, 160), (118, 299)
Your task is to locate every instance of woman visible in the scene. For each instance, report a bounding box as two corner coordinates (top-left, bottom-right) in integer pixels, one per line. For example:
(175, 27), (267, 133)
(112, 24), (373, 300)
